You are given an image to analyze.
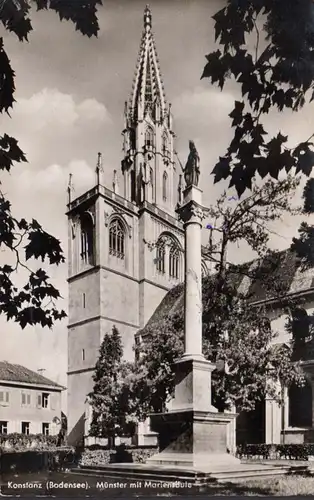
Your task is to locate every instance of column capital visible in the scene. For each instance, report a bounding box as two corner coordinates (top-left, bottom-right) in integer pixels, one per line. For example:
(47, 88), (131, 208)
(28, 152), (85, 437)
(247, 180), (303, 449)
(176, 200), (206, 225)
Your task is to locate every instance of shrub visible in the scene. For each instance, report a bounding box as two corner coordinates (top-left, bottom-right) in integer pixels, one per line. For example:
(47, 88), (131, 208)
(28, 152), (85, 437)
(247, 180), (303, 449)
(0, 433), (58, 451)
(79, 445), (158, 467)
(0, 448), (76, 474)
(237, 443), (314, 460)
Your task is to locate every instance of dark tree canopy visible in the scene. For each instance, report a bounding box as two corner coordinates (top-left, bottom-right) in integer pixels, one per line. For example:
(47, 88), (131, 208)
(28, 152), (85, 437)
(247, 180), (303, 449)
(0, 0), (102, 328)
(88, 326), (135, 446)
(202, 0), (314, 197)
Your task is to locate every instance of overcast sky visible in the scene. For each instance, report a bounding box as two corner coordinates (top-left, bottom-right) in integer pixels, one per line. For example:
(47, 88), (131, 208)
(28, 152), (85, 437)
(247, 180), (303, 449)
(1, 0), (313, 405)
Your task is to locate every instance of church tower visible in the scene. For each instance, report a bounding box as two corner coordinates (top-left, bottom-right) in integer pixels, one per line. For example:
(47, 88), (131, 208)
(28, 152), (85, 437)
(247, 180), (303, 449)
(121, 6), (176, 214)
(66, 5), (184, 445)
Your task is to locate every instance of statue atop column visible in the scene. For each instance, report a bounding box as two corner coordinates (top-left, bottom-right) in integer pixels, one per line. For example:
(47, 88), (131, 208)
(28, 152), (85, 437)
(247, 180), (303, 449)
(184, 140), (200, 188)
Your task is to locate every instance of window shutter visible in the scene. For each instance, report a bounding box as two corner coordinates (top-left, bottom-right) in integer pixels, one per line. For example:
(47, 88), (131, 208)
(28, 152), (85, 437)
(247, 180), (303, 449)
(37, 394), (42, 408)
(5, 392), (9, 403)
(0, 392), (3, 403)
(27, 394), (31, 405)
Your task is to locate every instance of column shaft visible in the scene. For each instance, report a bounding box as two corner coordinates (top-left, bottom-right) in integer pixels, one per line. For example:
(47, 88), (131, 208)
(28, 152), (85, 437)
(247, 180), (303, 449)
(184, 219), (202, 356)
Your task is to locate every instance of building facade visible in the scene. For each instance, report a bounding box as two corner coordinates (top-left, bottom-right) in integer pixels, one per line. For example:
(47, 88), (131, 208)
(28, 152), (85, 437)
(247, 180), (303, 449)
(0, 361), (64, 437)
(67, 6), (194, 445)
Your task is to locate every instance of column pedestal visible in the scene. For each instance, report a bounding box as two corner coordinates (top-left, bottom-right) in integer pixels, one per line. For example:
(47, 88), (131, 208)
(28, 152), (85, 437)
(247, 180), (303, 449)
(147, 355), (240, 471)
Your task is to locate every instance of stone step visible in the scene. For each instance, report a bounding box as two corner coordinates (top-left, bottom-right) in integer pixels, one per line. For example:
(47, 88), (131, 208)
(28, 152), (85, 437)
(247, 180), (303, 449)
(72, 463), (304, 484)
(72, 467), (201, 483)
(212, 467), (290, 482)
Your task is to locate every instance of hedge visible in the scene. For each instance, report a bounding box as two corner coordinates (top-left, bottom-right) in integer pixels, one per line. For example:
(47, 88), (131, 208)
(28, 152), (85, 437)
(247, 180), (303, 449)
(79, 444), (158, 467)
(236, 443), (314, 460)
(0, 448), (76, 474)
(0, 433), (59, 450)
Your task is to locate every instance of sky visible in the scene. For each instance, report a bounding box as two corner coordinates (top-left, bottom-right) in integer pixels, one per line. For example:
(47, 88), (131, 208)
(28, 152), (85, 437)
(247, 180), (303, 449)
(1, 0), (314, 408)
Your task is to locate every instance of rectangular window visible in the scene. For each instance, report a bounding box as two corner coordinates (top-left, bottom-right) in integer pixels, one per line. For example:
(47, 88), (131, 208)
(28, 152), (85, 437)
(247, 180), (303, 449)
(0, 421), (8, 434)
(42, 423), (49, 436)
(82, 293), (86, 308)
(0, 391), (9, 405)
(21, 392), (31, 407)
(42, 393), (49, 409)
(82, 349), (85, 361)
(21, 422), (30, 435)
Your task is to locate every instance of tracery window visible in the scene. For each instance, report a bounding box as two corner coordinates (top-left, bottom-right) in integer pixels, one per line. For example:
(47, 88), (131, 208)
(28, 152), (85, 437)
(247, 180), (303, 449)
(109, 219), (125, 259)
(156, 239), (166, 274)
(145, 126), (154, 148)
(169, 244), (179, 279)
(162, 171), (168, 201)
(80, 212), (94, 265)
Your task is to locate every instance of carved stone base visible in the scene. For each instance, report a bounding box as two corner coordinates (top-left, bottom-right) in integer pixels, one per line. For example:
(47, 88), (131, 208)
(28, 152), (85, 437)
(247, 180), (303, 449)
(147, 355), (240, 472)
(147, 409), (240, 471)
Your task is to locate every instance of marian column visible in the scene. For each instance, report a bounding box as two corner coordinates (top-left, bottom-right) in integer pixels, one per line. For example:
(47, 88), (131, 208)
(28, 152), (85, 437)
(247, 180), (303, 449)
(147, 141), (240, 471)
(180, 185), (205, 359)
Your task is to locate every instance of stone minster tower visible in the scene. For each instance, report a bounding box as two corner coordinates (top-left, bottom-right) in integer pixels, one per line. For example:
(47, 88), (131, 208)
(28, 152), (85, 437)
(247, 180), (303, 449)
(66, 5), (184, 446)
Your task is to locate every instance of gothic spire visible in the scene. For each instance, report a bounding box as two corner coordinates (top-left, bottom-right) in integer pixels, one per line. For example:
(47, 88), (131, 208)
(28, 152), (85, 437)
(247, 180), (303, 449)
(128, 5), (167, 121)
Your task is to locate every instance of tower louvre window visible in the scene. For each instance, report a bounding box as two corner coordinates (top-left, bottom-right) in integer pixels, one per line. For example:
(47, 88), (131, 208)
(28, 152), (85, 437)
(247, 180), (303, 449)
(169, 245), (180, 279)
(109, 219), (125, 259)
(162, 171), (168, 201)
(80, 212), (94, 266)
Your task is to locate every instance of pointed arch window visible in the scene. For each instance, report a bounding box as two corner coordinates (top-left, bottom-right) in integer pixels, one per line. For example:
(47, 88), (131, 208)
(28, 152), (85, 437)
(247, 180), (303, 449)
(80, 213), (94, 265)
(169, 244), (180, 279)
(129, 129), (136, 150)
(162, 132), (168, 155)
(156, 239), (166, 274)
(162, 171), (168, 201)
(109, 219), (125, 259)
(145, 126), (154, 148)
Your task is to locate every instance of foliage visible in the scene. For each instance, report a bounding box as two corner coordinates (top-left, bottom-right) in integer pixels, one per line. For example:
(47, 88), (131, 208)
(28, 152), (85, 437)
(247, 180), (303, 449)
(80, 445), (158, 467)
(237, 443), (314, 461)
(290, 178), (314, 268)
(0, 0), (102, 328)
(202, 0), (314, 196)
(88, 326), (135, 446)
(0, 432), (58, 450)
(129, 314), (184, 420)
(124, 178), (305, 419)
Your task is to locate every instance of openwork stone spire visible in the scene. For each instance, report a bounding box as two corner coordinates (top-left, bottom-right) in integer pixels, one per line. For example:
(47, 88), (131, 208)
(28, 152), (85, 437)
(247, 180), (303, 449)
(128, 5), (166, 122)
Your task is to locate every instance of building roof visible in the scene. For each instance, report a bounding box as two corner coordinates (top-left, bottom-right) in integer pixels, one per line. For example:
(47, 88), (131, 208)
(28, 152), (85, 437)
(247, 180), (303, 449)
(0, 361), (64, 390)
(139, 249), (314, 336)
